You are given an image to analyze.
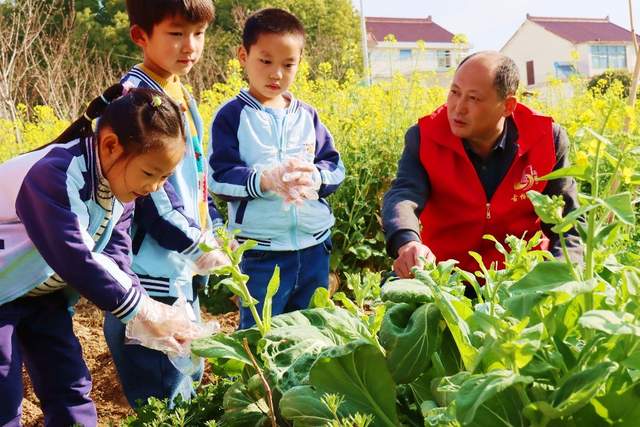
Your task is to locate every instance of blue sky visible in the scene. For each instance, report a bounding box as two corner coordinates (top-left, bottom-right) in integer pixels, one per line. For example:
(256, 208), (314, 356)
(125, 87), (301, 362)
(352, 0), (632, 51)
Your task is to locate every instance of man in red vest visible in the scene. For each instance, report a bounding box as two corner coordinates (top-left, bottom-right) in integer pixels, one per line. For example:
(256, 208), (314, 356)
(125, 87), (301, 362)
(382, 51), (582, 279)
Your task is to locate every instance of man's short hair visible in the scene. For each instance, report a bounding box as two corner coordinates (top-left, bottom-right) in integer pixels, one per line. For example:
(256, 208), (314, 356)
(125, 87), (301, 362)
(125, 0), (215, 35)
(457, 52), (520, 99)
(242, 8), (305, 52)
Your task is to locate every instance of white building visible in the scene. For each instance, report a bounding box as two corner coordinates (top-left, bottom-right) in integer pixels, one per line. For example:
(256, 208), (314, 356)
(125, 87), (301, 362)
(365, 16), (471, 81)
(501, 14), (638, 88)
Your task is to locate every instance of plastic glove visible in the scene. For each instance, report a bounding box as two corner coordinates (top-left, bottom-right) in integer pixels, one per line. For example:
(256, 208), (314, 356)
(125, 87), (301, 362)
(260, 158), (316, 196)
(193, 248), (231, 274)
(191, 230), (232, 274)
(125, 295), (219, 357)
(282, 158), (321, 206)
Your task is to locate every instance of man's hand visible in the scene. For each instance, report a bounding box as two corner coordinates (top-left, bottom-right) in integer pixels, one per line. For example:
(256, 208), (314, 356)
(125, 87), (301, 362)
(393, 241), (436, 278)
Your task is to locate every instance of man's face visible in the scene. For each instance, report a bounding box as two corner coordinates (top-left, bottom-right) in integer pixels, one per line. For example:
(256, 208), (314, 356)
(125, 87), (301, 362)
(446, 57), (511, 145)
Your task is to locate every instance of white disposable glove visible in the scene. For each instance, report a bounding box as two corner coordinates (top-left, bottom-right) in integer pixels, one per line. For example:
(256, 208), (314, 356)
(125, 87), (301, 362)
(191, 230), (233, 274)
(262, 158), (320, 206)
(193, 248), (232, 274)
(125, 295), (219, 357)
(283, 158), (321, 206)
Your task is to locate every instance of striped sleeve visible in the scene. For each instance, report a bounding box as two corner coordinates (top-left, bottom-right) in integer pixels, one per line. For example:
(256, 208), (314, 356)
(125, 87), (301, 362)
(207, 101), (263, 201)
(15, 157), (143, 322)
(133, 179), (204, 257)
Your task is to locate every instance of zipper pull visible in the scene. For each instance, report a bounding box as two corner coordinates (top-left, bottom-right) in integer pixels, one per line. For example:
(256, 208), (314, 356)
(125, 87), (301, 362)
(485, 203), (491, 220)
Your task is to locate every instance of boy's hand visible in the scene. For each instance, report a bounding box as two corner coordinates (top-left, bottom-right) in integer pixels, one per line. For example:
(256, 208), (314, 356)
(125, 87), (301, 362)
(260, 159), (317, 203)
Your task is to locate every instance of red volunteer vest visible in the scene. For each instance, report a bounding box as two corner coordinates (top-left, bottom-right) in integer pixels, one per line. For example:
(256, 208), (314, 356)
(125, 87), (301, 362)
(418, 103), (556, 273)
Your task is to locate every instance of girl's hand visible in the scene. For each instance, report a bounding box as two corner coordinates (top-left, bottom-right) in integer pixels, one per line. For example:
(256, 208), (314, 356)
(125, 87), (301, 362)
(193, 249), (232, 274)
(124, 295), (219, 356)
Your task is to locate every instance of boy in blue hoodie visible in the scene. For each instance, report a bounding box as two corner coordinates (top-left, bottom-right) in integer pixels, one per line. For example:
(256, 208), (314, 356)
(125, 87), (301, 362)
(102, 0), (230, 408)
(208, 8), (345, 329)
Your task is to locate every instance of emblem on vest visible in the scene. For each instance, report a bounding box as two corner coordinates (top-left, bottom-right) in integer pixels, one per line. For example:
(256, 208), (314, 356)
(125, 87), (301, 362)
(512, 165), (538, 202)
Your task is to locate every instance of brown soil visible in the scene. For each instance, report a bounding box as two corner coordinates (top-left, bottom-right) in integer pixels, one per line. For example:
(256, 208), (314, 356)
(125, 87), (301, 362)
(21, 298), (239, 426)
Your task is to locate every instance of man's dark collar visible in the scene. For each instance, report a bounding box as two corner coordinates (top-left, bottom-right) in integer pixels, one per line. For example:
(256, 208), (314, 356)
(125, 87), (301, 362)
(462, 116), (517, 154)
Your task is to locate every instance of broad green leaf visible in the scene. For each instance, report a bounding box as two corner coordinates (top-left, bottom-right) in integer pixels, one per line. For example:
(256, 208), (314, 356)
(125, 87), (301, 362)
(309, 341), (400, 426)
(379, 303), (442, 384)
(622, 352), (640, 370)
(435, 329), (465, 376)
(262, 265), (281, 332)
(594, 382), (640, 426)
(408, 371), (435, 406)
(219, 381), (270, 426)
(505, 262), (575, 318)
(414, 270), (478, 371)
(260, 308), (375, 392)
(579, 310), (640, 336)
(593, 222), (620, 246)
(279, 386), (337, 426)
(380, 278), (434, 304)
(550, 362), (618, 417)
(454, 370), (533, 426)
(596, 192), (636, 226)
(434, 372), (471, 407)
(191, 330), (260, 375)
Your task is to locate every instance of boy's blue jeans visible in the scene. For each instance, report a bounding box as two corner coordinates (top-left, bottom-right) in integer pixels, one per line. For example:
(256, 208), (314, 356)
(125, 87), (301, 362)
(239, 238), (331, 329)
(103, 293), (204, 408)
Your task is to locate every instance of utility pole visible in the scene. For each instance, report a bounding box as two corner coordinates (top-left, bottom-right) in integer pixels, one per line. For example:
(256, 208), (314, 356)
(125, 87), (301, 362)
(359, 0), (372, 85)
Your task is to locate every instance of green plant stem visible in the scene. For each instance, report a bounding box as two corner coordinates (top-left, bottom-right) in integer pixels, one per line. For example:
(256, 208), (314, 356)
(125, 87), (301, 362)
(247, 301), (265, 335)
(584, 134), (604, 312)
(559, 232), (579, 281)
(242, 338), (277, 427)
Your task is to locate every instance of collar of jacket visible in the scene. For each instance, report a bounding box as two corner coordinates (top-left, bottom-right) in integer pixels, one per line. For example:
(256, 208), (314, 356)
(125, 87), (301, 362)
(237, 88), (300, 114)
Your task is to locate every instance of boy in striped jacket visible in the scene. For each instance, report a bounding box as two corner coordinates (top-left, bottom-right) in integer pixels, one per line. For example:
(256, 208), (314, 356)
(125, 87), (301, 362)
(208, 9), (345, 329)
(102, 0), (229, 408)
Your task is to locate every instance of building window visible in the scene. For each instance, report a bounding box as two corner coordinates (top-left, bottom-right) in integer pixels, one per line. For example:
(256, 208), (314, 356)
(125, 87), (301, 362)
(554, 62), (577, 79)
(398, 49), (412, 60)
(591, 45), (627, 69)
(436, 50), (451, 68)
(526, 60), (535, 85)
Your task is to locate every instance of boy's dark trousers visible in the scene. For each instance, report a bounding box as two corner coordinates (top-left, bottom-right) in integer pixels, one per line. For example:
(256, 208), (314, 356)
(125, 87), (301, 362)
(239, 238), (332, 329)
(0, 291), (96, 426)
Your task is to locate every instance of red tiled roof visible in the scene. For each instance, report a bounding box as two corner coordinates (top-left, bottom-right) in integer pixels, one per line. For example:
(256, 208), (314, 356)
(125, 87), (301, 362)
(528, 15), (639, 44)
(365, 16), (454, 43)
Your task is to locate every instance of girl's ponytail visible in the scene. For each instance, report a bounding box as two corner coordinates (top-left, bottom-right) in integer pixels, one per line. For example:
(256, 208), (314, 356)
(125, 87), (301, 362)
(50, 84), (125, 146)
(43, 84), (183, 156)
